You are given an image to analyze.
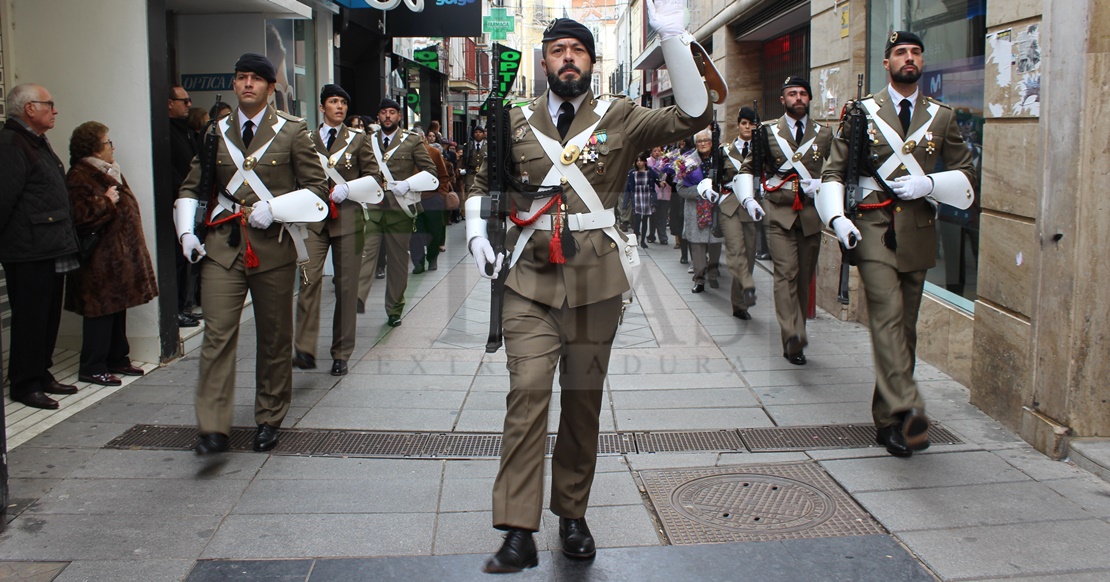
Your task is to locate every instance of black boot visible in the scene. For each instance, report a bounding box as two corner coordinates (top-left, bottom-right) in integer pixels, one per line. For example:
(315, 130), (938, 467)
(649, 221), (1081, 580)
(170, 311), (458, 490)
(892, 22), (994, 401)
(559, 517), (596, 559)
(482, 528), (538, 573)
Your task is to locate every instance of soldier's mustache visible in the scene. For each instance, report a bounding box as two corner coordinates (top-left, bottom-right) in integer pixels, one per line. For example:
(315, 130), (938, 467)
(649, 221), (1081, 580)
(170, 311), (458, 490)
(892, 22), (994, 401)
(559, 65), (581, 75)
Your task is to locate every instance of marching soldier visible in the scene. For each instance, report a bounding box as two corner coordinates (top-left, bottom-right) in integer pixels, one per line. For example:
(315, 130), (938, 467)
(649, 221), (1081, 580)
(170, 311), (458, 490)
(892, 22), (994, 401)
(717, 106), (763, 320)
(174, 54), (328, 454)
(818, 32), (976, 457)
(293, 84), (381, 376)
(460, 124), (485, 198)
(735, 78), (831, 364)
(355, 98), (438, 327)
(466, 6), (720, 572)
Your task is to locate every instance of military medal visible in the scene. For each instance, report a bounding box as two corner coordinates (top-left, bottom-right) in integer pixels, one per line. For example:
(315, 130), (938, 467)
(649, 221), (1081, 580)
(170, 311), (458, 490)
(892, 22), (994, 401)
(328, 158), (337, 168)
(561, 144), (581, 165)
(521, 171), (529, 184)
(902, 140), (916, 154)
(243, 156), (257, 171)
(812, 143), (820, 161)
(925, 131), (935, 154)
(596, 161), (605, 175)
(597, 130), (609, 155)
(344, 152), (353, 169)
(792, 151), (803, 162)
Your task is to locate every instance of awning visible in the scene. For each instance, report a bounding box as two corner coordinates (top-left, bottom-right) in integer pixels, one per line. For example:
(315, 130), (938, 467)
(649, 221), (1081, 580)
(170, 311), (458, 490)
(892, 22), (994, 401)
(166, 0), (312, 18)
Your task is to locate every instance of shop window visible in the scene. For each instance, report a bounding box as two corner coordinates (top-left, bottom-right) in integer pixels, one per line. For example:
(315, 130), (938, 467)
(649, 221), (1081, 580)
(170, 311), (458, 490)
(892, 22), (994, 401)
(868, 0), (986, 312)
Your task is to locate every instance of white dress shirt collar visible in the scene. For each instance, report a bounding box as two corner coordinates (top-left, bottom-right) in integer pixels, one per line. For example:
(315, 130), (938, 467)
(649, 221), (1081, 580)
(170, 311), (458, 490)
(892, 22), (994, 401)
(547, 91), (589, 127)
(319, 121), (343, 144)
(238, 108), (265, 135)
(888, 85), (920, 117)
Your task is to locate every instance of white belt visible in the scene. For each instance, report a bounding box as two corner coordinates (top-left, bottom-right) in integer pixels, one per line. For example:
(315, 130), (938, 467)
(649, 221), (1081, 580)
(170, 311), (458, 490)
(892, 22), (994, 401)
(518, 211), (615, 232)
(858, 177), (883, 193)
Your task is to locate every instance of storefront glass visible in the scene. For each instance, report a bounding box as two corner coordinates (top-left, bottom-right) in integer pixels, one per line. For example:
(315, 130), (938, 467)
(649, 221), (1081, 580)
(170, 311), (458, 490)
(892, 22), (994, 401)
(868, 0), (986, 312)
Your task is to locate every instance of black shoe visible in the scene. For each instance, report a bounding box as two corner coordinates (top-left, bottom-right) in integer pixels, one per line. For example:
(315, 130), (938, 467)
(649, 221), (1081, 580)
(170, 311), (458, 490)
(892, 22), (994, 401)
(482, 529), (538, 573)
(559, 517), (596, 559)
(12, 391), (59, 410)
(660, 239), (669, 245)
(691, 283), (705, 294)
(640, 241), (648, 249)
(177, 313), (200, 328)
(901, 408), (931, 451)
(784, 335), (807, 360)
(743, 288), (757, 307)
(679, 257), (689, 264)
(108, 364), (145, 377)
(356, 299), (366, 314)
(387, 315), (403, 327)
(732, 308), (751, 320)
(253, 425), (279, 452)
(783, 351), (807, 365)
(646, 236), (656, 243)
(876, 426), (913, 457)
(708, 279), (719, 289)
(195, 433), (230, 455)
(756, 252), (771, 261)
(293, 350), (317, 370)
(79, 372), (123, 386)
(412, 264), (426, 274)
(45, 380), (79, 395)
(331, 360), (348, 376)
(428, 258), (438, 271)
(375, 269), (385, 279)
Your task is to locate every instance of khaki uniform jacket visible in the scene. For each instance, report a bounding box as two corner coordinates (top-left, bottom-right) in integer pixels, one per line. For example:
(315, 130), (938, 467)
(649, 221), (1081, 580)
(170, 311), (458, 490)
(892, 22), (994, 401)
(822, 86), (976, 272)
(462, 140), (485, 193)
(470, 89), (712, 308)
(739, 117), (830, 236)
(717, 142), (748, 223)
(369, 129), (436, 211)
(178, 106), (328, 274)
(308, 125), (381, 238)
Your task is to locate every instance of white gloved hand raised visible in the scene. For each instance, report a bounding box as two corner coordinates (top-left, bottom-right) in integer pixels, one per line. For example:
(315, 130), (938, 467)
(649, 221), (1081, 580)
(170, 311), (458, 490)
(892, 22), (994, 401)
(645, 0), (686, 39)
(330, 183), (350, 204)
(832, 216), (862, 249)
(696, 178), (719, 203)
(459, 169), (467, 176)
(469, 237), (505, 280)
(891, 175), (933, 200)
(180, 233), (206, 263)
(800, 178), (821, 199)
(392, 179), (411, 196)
(248, 200), (274, 229)
(743, 197), (765, 221)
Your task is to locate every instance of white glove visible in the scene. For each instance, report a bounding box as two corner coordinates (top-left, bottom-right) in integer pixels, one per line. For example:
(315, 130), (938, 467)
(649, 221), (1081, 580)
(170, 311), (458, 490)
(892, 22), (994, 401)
(695, 178), (719, 203)
(330, 183), (350, 204)
(469, 237), (504, 280)
(392, 179), (411, 196)
(248, 200), (274, 229)
(832, 216), (861, 249)
(891, 175), (933, 200)
(800, 178), (821, 199)
(459, 169), (467, 176)
(743, 197), (765, 221)
(180, 233), (206, 263)
(645, 0), (686, 39)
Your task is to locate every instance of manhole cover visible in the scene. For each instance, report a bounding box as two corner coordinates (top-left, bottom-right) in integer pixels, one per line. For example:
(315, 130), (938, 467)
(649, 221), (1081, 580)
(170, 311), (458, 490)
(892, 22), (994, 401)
(640, 462), (884, 544)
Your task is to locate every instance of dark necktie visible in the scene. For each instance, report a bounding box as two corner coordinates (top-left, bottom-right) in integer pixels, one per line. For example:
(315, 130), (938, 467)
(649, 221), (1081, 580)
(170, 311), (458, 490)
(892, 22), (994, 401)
(242, 120), (254, 149)
(383, 135), (390, 150)
(326, 128), (337, 150)
(742, 142), (750, 159)
(898, 99), (912, 134)
(794, 121), (804, 145)
(557, 102), (575, 140)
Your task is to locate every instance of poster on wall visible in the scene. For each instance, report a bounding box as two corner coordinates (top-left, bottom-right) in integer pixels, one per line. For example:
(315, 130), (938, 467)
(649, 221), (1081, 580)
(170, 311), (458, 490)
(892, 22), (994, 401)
(385, 1), (482, 37)
(265, 20), (297, 115)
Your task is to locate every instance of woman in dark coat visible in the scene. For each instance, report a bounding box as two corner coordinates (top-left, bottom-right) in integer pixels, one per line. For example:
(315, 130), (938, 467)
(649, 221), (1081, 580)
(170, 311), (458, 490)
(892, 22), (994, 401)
(65, 121), (158, 386)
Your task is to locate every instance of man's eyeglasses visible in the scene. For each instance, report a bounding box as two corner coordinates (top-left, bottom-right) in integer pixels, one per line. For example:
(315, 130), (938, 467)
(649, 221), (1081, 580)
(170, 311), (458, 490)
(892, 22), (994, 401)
(30, 100), (56, 110)
(171, 97), (192, 105)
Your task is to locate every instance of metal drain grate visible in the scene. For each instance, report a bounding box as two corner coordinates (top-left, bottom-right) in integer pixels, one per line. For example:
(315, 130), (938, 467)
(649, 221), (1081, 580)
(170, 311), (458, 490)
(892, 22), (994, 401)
(740, 423), (962, 452)
(638, 430), (744, 453)
(639, 462), (884, 544)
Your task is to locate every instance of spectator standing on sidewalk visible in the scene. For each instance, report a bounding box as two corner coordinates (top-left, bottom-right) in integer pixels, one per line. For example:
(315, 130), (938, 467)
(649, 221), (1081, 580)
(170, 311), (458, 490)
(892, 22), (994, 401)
(169, 85), (202, 328)
(647, 145), (672, 244)
(677, 129), (724, 293)
(65, 122), (158, 386)
(622, 152), (658, 249)
(0, 84), (81, 410)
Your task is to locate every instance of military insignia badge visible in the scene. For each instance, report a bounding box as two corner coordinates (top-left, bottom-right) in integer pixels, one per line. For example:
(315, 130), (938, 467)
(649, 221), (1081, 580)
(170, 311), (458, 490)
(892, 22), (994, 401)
(513, 126), (528, 141)
(561, 144), (581, 165)
(243, 156), (257, 171)
(890, 31), (899, 44)
(925, 131), (935, 154)
(792, 151), (803, 162)
(902, 140), (916, 154)
(327, 158), (337, 168)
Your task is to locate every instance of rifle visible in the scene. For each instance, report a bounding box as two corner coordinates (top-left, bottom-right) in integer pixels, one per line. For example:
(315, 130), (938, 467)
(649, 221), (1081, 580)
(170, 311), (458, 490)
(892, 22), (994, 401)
(709, 113), (725, 239)
(479, 43), (522, 353)
(837, 75), (866, 305)
(750, 99), (768, 199)
(183, 94), (223, 311)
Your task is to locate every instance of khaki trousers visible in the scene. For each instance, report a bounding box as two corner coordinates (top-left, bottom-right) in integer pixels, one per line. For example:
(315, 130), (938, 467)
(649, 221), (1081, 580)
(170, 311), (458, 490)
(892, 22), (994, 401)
(357, 208), (414, 317)
(196, 255), (295, 435)
(719, 212), (756, 310)
(295, 226), (361, 361)
(688, 242), (722, 285)
(857, 261), (927, 428)
(766, 221), (821, 350)
(492, 290), (622, 531)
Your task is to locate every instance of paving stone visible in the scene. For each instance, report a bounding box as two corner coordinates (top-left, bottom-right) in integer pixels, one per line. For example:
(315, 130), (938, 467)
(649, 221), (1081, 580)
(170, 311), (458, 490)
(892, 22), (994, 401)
(437, 478), (493, 513)
(6, 446), (98, 480)
(202, 514), (436, 559)
(441, 460), (500, 481)
(256, 456), (443, 481)
(943, 417), (1028, 450)
(21, 421), (133, 450)
(821, 451), (1031, 493)
(765, 402), (875, 426)
(608, 372), (745, 391)
(0, 515), (222, 560)
(308, 554), (556, 581)
(994, 446), (1092, 482)
(1044, 476), (1110, 519)
(27, 477), (247, 516)
(315, 388), (467, 410)
(539, 504), (661, 549)
(614, 407), (773, 431)
(960, 572), (1110, 582)
(610, 388), (761, 410)
(899, 519), (1110, 580)
(185, 559), (313, 581)
(0, 561), (67, 582)
(294, 406), (458, 431)
(234, 477), (441, 514)
(54, 559), (194, 582)
(854, 481), (1094, 531)
(752, 383), (874, 406)
(623, 453), (723, 471)
(67, 449), (265, 480)
(606, 354), (734, 375)
(347, 359), (480, 376)
(69, 401), (166, 424)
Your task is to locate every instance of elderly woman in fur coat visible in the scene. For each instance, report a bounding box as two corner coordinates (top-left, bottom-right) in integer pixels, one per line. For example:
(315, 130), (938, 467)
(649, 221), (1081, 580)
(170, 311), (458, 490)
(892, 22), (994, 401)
(65, 121), (158, 386)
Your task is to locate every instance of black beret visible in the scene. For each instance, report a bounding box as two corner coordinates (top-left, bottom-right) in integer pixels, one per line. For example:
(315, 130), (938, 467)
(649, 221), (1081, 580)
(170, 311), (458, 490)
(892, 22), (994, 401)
(234, 53), (277, 83)
(737, 106), (757, 123)
(320, 84), (351, 105)
(471, 125), (486, 134)
(378, 97), (402, 112)
(542, 18), (596, 62)
(885, 30), (925, 56)
(782, 76), (812, 97)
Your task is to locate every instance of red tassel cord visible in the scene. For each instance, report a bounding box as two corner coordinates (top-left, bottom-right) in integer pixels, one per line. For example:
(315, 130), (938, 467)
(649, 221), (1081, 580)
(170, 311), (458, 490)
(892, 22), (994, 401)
(791, 176), (804, 211)
(509, 194), (569, 264)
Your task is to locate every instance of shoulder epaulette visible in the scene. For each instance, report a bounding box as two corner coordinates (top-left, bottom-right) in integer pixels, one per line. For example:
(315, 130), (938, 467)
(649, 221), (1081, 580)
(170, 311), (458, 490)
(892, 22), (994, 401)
(761, 120), (775, 127)
(926, 96), (952, 109)
(276, 110), (303, 122)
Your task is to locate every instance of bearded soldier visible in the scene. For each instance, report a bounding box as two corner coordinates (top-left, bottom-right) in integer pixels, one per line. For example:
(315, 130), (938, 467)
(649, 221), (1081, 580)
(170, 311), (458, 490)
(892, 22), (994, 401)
(465, 3), (723, 572)
(818, 32), (976, 457)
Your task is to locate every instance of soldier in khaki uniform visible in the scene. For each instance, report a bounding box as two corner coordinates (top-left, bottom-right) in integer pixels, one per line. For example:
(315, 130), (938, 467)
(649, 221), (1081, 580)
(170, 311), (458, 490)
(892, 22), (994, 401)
(356, 98), (437, 327)
(736, 78), (831, 364)
(818, 32), (976, 457)
(717, 106), (762, 320)
(460, 125), (485, 198)
(466, 10), (718, 573)
(174, 54), (328, 454)
(293, 84), (381, 376)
